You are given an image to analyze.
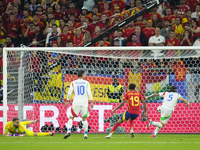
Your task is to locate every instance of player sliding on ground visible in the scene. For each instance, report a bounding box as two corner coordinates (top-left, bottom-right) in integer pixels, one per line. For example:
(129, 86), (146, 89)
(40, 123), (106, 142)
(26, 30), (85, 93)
(64, 70), (93, 139)
(4, 118), (55, 136)
(105, 83), (147, 139)
(145, 86), (190, 138)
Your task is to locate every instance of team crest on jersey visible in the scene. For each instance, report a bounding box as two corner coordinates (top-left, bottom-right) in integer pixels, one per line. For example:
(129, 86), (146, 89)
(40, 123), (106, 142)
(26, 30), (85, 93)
(68, 36), (70, 39)
(173, 41), (175, 44)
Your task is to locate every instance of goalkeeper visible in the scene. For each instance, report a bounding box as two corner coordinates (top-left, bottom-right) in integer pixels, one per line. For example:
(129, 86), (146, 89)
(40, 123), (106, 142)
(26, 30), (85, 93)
(4, 118), (55, 137)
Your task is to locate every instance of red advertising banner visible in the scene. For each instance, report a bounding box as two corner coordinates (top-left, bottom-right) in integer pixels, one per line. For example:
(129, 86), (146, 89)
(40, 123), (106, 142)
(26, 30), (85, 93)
(0, 103), (199, 134)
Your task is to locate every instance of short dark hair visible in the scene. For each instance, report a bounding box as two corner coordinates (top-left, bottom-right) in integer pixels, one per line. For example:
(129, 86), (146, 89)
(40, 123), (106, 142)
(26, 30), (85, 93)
(175, 17), (181, 20)
(129, 84), (136, 90)
(174, 7), (179, 10)
(12, 118), (19, 122)
(165, 19), (170, 22)
(70, 13), (75, 17)
(168, 86), (177, 92)
(35, 24), (40, 28)
(78, 70), (85, 77)
(170, 30), (175, 33)
(52, 24), (57, 27)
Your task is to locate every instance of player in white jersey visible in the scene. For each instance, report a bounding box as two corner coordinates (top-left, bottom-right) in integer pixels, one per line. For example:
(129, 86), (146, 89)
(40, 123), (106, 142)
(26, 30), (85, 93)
(145, 86), (189, 138)
(63, 70), (93, 139)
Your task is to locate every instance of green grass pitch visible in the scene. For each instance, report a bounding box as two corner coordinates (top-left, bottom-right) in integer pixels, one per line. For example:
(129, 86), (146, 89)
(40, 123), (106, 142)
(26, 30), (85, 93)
(0, 134), (199, 150)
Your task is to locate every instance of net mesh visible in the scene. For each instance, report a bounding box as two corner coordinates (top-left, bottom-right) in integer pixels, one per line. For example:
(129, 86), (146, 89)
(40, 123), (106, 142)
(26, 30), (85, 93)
(2, 47), (200, 134)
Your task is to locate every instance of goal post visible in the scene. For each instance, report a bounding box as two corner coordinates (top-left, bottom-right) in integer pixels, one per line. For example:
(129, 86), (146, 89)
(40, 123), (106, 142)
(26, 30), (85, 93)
(2, 46), (200, 134)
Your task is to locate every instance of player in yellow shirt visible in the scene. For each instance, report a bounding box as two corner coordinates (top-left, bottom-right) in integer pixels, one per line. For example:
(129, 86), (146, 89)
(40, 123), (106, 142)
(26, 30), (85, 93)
(4, 118), (55, 137)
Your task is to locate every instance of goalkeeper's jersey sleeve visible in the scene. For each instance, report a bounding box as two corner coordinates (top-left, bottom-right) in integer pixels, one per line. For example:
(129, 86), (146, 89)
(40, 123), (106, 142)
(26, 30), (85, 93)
(4, 121), (26, 134)
(67, 79), (93, 107)
(159, 92), (182, 111)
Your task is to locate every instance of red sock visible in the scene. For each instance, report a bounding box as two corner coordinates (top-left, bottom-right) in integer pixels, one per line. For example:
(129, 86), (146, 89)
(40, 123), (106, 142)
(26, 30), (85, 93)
(111, 122), (120, 134)
(130, 120), (134, 130)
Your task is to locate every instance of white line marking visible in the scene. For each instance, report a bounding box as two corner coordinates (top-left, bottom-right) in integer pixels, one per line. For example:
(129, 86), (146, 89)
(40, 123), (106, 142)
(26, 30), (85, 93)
(0, 142), (200, 144)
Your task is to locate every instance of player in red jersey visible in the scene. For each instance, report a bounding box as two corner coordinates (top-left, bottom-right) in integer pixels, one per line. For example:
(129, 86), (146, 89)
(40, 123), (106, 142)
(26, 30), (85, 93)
(105, 83), (147, 139)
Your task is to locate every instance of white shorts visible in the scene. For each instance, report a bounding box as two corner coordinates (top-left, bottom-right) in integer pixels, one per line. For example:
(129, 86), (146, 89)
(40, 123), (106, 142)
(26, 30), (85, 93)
(70, 106), (89, 118)
(160, 106), (173, 124)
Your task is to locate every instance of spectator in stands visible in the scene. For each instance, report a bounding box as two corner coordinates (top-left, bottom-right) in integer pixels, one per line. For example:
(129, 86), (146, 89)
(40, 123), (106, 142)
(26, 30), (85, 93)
(163, 8), (172, 22)
(102, 3), (112, 17)
(46, 18), (61, 35)
(88, 5), (101, 20)
(107, 75), (124, 103)
(89, 14), (99, 35)
(53, 3), (64, 20)
(134, 25), (148, 46)
(180, 30), (193, 46)
(177, 0), (190, 16)
(161, 19), (171, 40)
(97, 13), (108, 32)
(169, 7), (183, 25)
(127, 34), (142, 46)
(0, 14), (7, 45)
(79, 14), (87, 25)
(73, 27), (83, 46)
(92, 26), (101, 39)
(80, 7), (89, 21)
(60, 0), (68, 12)
(193, 38), (200, 46)
(142, 20), (155, 40)
(110, 0), (126, 12)
(35, 4), (43, 19)
(61, 25), (73, 47)
(81, 22), (89, 35)
(67, 20), (75, 33)
(59, 19), (65, 32)
(20, 10), (33, 27)
(4, 36), (14, 47)
(112, 29), (127, 46)
(149, 27), (165, 56)
(46, 7), (54, 16)
(185, 18), (200, 41)
(46, 24), (59, 47)
(152, 14), (158, 28)
(29, 0), (37, 15)
(32, 14), (44, 30)
(166, 30), (180, 46)
(172, 17), (185, 40)
(65, 2), (81, 19)
(56, 36), (63, 47)
(24, 23), (35, 43)
(97, 0), (108, 13)
(124, 21), (135, 39)
(30, 25), (45, 47)
(69, 13), (80, 28)
(6, 14), (19, 47)
(147, 7), (162, 20)
(13, 6), (22, 21)
(21, 16), (30, 45)
(191, 5), (200, 19)
(28, 51), (43, 73)
(125, 0), (135, 10)
(134, 16), (144, 30)
(149, 27), (165, 46)
(186, 10), (192, 24)
(95, 36), (110, 46)
(81, 31), (91, 45)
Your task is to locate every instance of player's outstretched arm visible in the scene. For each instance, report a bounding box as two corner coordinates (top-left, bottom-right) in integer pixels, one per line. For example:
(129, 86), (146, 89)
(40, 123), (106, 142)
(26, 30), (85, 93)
(145, 93), (159, 99)
(179, 97), (190, 107)
(141, 98), (147, 117)
(111, 101), (125, 115)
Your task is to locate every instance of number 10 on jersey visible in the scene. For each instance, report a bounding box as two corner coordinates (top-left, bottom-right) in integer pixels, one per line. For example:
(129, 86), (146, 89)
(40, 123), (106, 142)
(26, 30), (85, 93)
(77, 85), (85, 95)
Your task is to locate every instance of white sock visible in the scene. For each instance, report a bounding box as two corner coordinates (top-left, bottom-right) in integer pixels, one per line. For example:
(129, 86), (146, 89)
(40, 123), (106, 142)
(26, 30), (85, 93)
(83, 120), (88, 136)
(108, 133), (112, 137)
(67, 119), (73, 133)
(130, 129), (133, 133)
(152, 121), (163, 128)
(153, 127), (161, 135)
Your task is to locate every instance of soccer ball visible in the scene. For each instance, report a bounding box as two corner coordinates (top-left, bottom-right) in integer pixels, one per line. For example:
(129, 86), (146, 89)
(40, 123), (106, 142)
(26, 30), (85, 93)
(157, 105), (162, 113)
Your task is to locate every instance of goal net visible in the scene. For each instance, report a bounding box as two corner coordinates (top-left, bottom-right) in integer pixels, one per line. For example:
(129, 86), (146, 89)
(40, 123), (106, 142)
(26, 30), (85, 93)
(1, 46), (200, 134)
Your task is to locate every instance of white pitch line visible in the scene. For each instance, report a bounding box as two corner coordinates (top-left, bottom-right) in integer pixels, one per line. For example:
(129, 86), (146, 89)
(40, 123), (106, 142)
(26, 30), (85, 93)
(0, 142), (200, 144)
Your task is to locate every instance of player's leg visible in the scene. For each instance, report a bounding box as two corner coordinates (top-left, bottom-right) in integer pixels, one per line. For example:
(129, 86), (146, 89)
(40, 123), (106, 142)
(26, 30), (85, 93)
(130, 120), (134, 138)
(24, 129), (54, 136)
(63, 106), (80, 139)
(105, 111), (130, 139)
(146, 107), (172, 137)
(80, 107), (89, 139)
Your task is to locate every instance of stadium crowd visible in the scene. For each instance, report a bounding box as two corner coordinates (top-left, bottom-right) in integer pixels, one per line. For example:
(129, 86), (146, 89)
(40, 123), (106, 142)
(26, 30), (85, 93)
(0, 0), (200, 76)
